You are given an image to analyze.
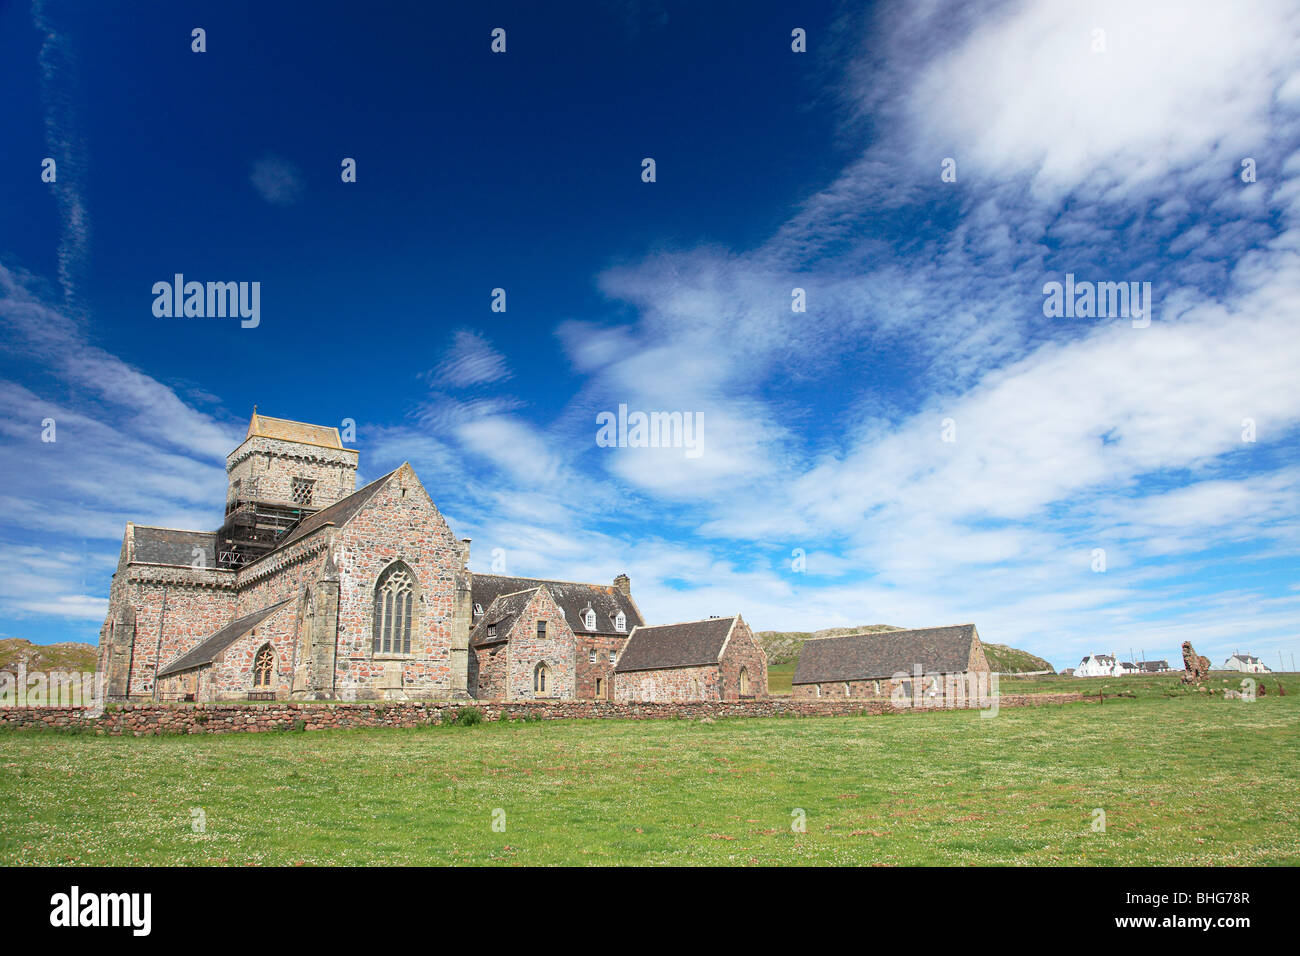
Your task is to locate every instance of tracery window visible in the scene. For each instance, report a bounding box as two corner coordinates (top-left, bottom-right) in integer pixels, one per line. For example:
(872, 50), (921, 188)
(534, 663), (550, 695)
(373, 563), (416, 655)
(253, 645), (276, 688)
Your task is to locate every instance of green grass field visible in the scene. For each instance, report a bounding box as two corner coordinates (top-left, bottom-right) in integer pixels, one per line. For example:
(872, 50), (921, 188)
(2, 674), (1297, 866)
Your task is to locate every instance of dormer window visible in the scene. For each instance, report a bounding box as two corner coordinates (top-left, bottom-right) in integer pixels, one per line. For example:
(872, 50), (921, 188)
(487, 624), (497, 639)
(615, 611), (626, 632)
(583, 608), (596, 631)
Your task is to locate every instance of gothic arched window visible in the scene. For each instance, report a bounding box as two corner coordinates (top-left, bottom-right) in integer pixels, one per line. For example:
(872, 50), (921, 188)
(738, 667), (751, 696)
(534, 663), (550, 695)
(373, 563), (416, 655)
(253, 645), (276, 688)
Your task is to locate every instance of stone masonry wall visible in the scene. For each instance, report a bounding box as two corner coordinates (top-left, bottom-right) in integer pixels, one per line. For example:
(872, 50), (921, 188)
(574, 634), (626, 699)
(502, 588), (576, 700)
(469, 641), (507, 700)
(719, 617), (768, 700)
(157, 602), (299, 701)
(792, 670), (995, 703)
(226, 436), (358, 510)
(121, 575), (237, 698)
(0, 692), (1088, 735)
(615, 663), (720, 702)
(329, 465), (471, 700)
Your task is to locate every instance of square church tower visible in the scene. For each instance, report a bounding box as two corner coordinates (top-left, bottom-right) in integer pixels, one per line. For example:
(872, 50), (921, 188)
(217, 411), (359, 568)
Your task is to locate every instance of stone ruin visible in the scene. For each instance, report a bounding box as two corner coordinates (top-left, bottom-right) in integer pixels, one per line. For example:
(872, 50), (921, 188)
(1181, 641), (1211, 684)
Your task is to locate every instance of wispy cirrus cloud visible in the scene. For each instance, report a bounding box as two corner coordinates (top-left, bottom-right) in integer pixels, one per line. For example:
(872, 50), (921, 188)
(249, 155), (306, 206)
(431, 329), (514, 388)
(31, 0), (91, 313)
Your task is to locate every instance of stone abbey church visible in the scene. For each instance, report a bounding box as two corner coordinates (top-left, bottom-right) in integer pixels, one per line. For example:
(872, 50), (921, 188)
(97, 414), (768, 704)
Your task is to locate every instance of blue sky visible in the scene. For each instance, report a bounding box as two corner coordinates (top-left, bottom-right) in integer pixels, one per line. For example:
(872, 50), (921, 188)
(1, 0), (1298, 671)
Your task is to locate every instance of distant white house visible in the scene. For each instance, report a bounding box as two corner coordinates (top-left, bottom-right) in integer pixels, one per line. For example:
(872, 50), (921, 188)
(1222, 653), (1271, 674)
(1138, 660), (1171, 674)
(1116, 661), (1140, 675)
(1076, 654), (1118, 677)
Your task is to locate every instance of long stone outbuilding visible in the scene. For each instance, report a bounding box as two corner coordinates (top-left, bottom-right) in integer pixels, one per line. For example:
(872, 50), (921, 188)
(791, 624), (991, 702)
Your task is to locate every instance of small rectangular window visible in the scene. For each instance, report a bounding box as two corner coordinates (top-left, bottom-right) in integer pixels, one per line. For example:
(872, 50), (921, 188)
(589, 648), (596, 663)
(537, 620), (546, 639)
(609, 650), (616, 664)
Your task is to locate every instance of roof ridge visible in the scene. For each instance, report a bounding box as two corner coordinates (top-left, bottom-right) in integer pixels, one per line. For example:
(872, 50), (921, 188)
(489, 587), (543, 601)
(132, 525), (214, 535)
(637, 614), (737, 629)
(811, 624), (970, 641)
(475, 572), (622, 593)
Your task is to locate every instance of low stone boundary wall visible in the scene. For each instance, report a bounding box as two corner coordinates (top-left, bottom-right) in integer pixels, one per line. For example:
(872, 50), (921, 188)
(0, 692), (1087, 736)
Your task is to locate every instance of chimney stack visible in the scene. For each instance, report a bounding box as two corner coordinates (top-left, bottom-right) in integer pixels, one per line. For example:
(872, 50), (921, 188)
(613, 573), (631, 596)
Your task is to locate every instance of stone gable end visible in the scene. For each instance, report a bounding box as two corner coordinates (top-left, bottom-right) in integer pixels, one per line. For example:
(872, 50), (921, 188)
(330, 464), (471, 700)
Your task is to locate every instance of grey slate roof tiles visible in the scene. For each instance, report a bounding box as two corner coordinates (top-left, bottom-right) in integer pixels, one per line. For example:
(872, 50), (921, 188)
(614, 616), (737, 673)
(471, 574), (641, 637)
(470, 588), (540, 646)
(792, 624), (978, 684)
(133, 527), (218, 567)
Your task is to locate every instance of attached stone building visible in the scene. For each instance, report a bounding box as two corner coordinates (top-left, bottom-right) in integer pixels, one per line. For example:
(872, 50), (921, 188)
(790, 624), (989, 702)
(469, 573), (642, 700)
(613, 615), (768, 702)
(99, 413), (642, 703)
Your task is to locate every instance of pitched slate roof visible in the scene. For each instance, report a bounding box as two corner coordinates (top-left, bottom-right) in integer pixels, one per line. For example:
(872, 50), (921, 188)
(471, 575), (641, 637)
(1231, 653), (1261, 664)
(269, 469), (397, 552)
(246, 413), (345, 449)
(156, 599), (292, 677)
(133, 527), (218, 568)
(614, 616), (737, 673)
(1139, 660), (1169, 672)
(470, 588), (540, 646)
(792, 624), (979, 684)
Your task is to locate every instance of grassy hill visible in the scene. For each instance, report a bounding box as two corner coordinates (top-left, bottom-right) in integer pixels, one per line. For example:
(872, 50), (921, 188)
(982, 643), (1055, 674)
(0, 638), (98, 674)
